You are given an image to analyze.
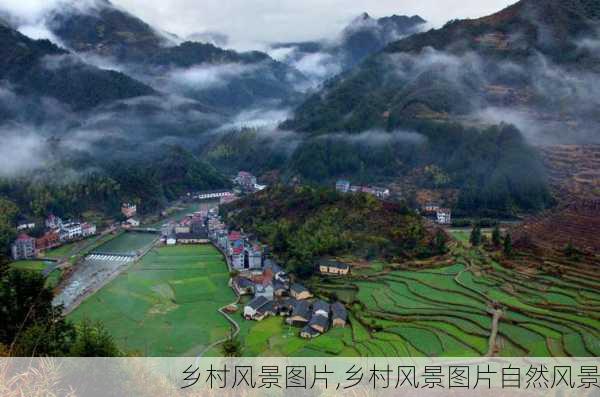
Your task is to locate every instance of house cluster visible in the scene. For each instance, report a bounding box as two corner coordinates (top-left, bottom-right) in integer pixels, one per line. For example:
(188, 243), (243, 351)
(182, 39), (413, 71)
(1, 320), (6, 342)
(335, 180), (390, 200)
(240, 271), (348, 339)
(208, 207), (349, 339)
(161, 210), (210, 245)
(214, 229), (266, 270)
(233, 171), (267, 193)
(121, 203), (140, 228)
(11, 214), (97, 260)
(422, 204), (452, 225)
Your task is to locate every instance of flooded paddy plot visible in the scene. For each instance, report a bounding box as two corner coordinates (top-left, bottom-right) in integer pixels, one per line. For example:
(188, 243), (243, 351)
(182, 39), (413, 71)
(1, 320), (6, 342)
(54, 232), (158, 312)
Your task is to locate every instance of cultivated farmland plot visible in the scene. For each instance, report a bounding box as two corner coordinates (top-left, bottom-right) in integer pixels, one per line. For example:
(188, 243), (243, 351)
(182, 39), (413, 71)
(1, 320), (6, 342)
(68, 245), (236, 356)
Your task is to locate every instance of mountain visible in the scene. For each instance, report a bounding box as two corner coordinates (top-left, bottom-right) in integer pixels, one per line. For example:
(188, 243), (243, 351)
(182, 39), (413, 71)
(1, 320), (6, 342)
(270, 13), (426, 82)
(44, 0), (305, 110)
(284, 0), (600, 142)
(0, 23), (154, 112)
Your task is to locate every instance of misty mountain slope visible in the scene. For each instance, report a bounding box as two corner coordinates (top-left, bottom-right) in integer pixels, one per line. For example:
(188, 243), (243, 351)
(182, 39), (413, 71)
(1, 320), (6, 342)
(271, 13), (426, 83)
(44, 0), (306, 110)
(47, 0), (170, 60)
(285, 0), (600, 143)
(0, 23), (154, 112)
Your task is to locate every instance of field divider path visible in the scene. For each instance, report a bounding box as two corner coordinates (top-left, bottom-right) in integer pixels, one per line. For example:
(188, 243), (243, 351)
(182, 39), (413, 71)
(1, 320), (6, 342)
(454, 253), (505, 357)
(198, 242), (241, 357)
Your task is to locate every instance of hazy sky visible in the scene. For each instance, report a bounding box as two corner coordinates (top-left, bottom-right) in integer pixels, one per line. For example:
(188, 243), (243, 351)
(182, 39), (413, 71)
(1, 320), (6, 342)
(3, 0), (518, 50)
(114, 0), (517, 49)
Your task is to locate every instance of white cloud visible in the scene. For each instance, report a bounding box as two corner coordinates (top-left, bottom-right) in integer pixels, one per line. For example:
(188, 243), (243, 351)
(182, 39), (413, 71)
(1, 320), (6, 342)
(1, 0), (517, 51)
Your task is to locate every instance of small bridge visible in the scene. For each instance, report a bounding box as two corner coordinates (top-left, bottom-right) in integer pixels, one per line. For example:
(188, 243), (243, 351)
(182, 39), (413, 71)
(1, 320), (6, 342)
(130, 228), (160, 233)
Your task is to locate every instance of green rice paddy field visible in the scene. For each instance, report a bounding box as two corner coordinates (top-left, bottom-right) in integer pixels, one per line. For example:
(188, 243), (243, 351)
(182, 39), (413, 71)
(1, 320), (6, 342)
(310, 250), (600, 357)
(91, 232), (157, 255)
(68, 245), (235, 356)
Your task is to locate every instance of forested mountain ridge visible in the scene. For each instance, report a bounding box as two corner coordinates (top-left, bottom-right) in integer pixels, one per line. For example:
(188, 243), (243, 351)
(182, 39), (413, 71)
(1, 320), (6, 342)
(0, 23), (154, 111)
(284, 0), (600, 142)
(44, 0), (306, 110)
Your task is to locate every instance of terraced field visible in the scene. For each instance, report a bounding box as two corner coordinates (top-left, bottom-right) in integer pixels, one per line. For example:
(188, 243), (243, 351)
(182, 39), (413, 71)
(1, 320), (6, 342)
(68, 245), (235, 356)
(311, 248), (600, 357)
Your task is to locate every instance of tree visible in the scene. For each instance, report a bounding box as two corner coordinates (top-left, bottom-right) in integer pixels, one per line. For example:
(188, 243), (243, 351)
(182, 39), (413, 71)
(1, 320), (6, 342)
(431, 229), (448, 255)
(503, 233), (513, 257)
(0, 197), (19, 266)
(470, 225), (482, 246)
(0, 269), (75, 355)
(69, 319), (121, 357)
(221, 335), (242, 357)
(492, 225), (502, 247)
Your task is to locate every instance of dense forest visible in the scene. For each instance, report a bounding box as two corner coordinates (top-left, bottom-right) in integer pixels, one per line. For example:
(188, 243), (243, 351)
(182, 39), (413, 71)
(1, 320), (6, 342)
(204, 122), (553, 218)
(222, 185), (436, 277)
(0, 146), (229, 264)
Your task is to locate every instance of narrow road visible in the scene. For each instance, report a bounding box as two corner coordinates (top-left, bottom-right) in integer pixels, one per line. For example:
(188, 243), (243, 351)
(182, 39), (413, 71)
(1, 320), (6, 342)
(199, 296), (241, 356)
(486, 308), (503, 357)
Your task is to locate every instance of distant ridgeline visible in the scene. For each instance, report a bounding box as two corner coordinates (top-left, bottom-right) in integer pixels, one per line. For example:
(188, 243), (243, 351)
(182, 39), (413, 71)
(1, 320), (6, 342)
(220, 185), (437, 277)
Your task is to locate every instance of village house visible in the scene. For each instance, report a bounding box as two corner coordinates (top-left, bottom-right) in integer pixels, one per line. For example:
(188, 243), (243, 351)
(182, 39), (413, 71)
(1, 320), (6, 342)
(81, 223), (97, 237)
(276, 298), (296, 317)
(45, 214), (63, 230)
(59, 222), (83, 242)
(232, 277), (255, 295)
(331, 302), (348, 328)
(290, 283), (313, 300)
(255, 283), (274, 300)
(371, 187), (391, 200)
(243, 242), (263, 269)
(436, 208), (452, 225)
(312, 300), (330, 318)
(272, 279), (289, 297)
(308, 314), (329, 334)
(335, 179), (351, 193)
(244, 296), (270, 321)
(286, 300), (311, 326)
(231, 246), (244, 268)
(36, 230), (60, 251)
(424, 203), (440, 213)
(300, 325), (320, 339)
(125, 218), (140, 228)
(318, 259), (351, 276)
(176, 233), (210, 244)
(234, 171), (257, 191)
(16, 218), (36, 232)
(121, 203), (137, 219)
(11, 233), (36, 260)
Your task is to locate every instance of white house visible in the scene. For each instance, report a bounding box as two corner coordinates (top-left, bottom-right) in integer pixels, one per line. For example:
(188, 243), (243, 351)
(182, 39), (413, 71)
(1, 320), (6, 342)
(436, 209), (452, 225)
(255, 284), (274, 300)
(127, 218), (140, 227)
(81, 223), (97, 237)
(59, 222), (83, 241)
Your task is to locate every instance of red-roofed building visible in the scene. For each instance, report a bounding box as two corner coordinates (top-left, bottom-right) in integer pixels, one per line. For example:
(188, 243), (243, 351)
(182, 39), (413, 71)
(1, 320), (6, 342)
(11, 233), (36, 260)
(36, 230), (60, 251)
